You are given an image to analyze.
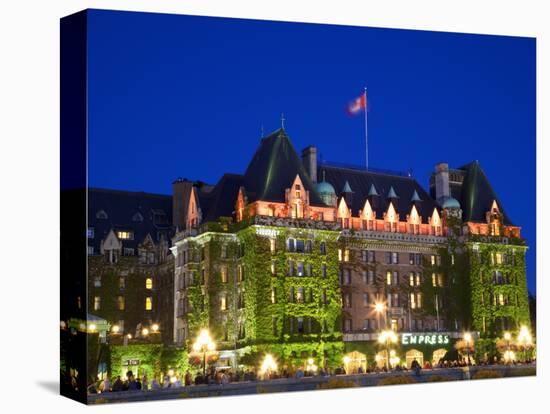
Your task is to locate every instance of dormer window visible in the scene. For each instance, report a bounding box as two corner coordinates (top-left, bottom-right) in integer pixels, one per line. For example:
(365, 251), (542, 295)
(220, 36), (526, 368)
(132, 212), (144, 222)
(96, 210), (108, 219)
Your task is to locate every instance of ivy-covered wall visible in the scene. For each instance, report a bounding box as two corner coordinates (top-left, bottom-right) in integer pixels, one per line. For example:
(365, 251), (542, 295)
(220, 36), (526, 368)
(237, 225), (344, 368)
(177, 224), (345, 369)
(467, 241), (530, 337)
(110, 344), (190, 379)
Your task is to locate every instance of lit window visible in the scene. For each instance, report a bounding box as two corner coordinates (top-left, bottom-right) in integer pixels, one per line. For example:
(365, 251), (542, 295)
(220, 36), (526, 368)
(117, 231), (133, 240)
(87, 246), (94, 255)
(145, 297), (153, 311)
(296, 287), (305, 303)
(271, 287), (276, 304)
(87, 228), (94, 238)
(94, 296), (101, 311)
(93, 275), (101, 287)
(386, 271), (392, 285)
(338, 249), (343, 261)
(119, 277), (125, 289)
(495, 253), (503, 265)
(430, 255), (436, 266)
(344, 249), (350, 262)
(117, 296), (125, 311)
(270, 239), (276, 253)
(221, 266), (228, 283)
(220, 295), (227, 310)
(409, 273), (414, 287)
(391, 319), (398, 331)
(271, 260), (276, 275)
(146, 278), (153, 289)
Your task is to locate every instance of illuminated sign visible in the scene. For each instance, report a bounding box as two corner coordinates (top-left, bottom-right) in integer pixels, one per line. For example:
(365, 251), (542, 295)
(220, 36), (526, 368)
(255, 227), (280, 238)
(401, 333), (450, 346)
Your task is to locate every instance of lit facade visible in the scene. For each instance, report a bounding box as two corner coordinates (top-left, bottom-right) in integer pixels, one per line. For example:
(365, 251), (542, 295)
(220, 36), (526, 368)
(171, 128), (530, 370)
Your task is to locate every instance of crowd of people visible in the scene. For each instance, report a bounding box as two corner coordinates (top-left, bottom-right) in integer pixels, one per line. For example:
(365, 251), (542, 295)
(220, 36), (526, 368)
(87, 356), (534, 394)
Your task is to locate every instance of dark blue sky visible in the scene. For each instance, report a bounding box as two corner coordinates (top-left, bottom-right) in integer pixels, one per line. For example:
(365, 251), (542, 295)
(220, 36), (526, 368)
(87, 9), (536, 294)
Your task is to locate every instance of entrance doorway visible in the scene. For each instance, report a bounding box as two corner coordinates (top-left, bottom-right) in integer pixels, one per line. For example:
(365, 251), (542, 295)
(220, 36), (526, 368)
(344, 351), (367, 373)
(405, 349), (424, 368)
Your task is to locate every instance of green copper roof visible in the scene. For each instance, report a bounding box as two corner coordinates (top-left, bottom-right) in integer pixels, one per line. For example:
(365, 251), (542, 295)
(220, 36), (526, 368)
(316, 180), (336, 195)
(387, 186), (398, 199)
(458, 160), (513, 225)
(342, 180), (353, 193)
(441, 196), (460, 209)
(411, 189), (421, 202)
(242, 128), (324, 206)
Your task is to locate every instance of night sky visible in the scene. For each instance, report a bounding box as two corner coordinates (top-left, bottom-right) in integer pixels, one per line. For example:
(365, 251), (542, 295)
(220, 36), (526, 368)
(87, 9), (536, 294)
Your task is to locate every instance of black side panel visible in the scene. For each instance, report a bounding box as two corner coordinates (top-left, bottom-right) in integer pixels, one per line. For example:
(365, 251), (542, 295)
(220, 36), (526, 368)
(60, 9), (88, 405)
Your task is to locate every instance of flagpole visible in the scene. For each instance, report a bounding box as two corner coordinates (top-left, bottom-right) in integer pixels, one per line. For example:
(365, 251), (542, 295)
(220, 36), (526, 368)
(364, 87), (368, 170)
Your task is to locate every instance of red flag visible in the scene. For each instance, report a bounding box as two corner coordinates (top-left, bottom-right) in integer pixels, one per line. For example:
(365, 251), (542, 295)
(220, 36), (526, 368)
(347, 93), (367, 115)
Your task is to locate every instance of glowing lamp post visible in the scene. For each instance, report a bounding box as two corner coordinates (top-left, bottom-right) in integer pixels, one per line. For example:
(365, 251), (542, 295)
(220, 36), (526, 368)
(259, 354), (278, 378)
(517, 325), (533, 362)
(378, 329), (398, 370)
(151, 323), (159, 333)
(463, 332), (473, 365)
(192, 329), (216, 376)
(306, 358), (318, 375)
(374, 302), (386, 329)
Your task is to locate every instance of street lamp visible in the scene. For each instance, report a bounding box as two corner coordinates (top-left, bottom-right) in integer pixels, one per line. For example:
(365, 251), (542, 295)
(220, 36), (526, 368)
(378, 329), (398, 370)
(142, 328), (149, 337)
(260, 354), (278, 378)
(306, 358), (318, 375)
(517, 325), (533, 362)
(463, 332), (473, 365)
(151, 323), (159, 333)
(192, 329), (216, 376)
(111, 325), (120, 334)
(374, 302), (386, 330)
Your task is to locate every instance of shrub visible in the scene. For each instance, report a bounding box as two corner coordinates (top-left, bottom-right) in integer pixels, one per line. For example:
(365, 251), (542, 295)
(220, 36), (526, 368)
(378, 375), (416, 386)
(472, 370), (503, 380)
(317, 378), (358, 389)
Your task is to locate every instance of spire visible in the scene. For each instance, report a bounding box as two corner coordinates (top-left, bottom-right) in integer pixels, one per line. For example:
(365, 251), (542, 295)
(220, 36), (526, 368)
(281, 112), (285, 129)
(411, 189), (421, 202)
(342, 180), (353, 193)
(387, 186), (399, 199)
(368, 183), (378, 197)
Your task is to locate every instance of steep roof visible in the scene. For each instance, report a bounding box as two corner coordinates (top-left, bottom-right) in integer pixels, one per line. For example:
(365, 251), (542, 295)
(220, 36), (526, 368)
(320, 164), (439, 221)
(88, 188), (173, 252)
(457, 161), (513, 225)
(203, 173), (245, 222)
(242, 128), (325, 206)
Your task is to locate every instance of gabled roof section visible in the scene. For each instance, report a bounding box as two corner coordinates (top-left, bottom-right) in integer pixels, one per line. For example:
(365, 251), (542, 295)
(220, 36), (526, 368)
(243, 128), (324, 206)
(458, 161), (513, 225)
(319, 164), (438, 220)
(88, 188), (173, 252)
(203, 173), (245, 222)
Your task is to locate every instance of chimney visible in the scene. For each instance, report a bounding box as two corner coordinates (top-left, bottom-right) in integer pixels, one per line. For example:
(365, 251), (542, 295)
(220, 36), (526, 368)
(172, 178), (193, 229)
(302, 146), (318, 183)
(433, 162), (450, 202)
